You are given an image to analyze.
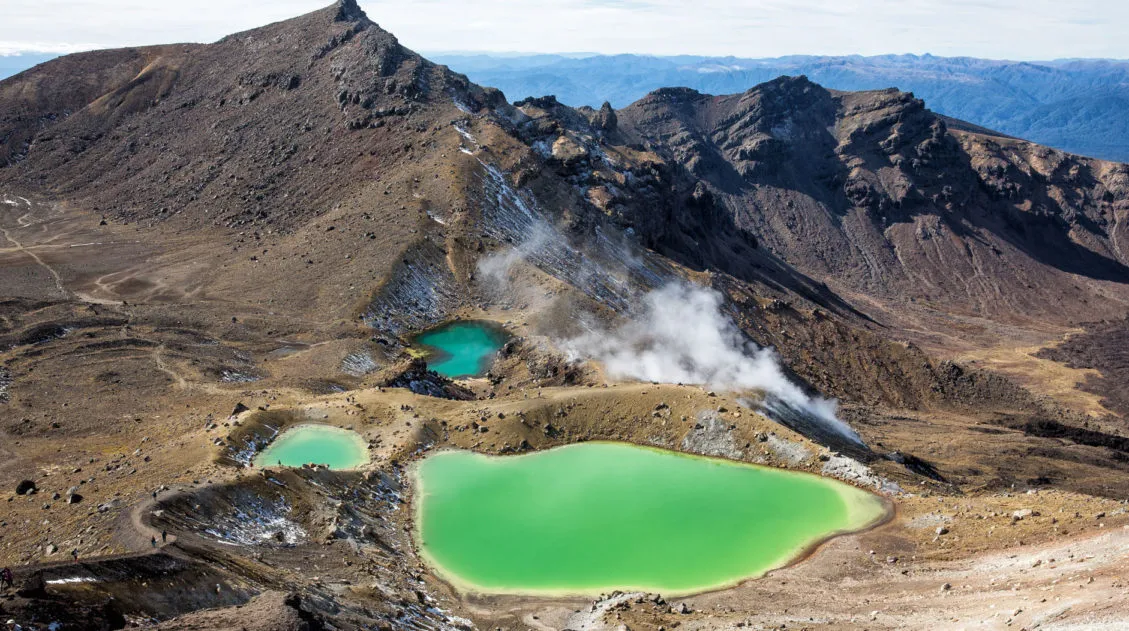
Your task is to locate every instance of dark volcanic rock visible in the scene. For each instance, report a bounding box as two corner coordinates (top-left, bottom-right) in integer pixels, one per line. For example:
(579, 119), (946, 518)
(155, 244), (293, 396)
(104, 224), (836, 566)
(1036, 317), (1129, 418)
(16, 571), (47, 598)
(519, 74), (1129, 326)
(380, 359), (474, 400)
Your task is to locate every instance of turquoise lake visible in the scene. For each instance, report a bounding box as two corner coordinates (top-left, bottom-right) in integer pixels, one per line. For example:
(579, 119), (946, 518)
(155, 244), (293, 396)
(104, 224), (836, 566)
(253, 424), (369, 469)
(414, 321), (508, 379)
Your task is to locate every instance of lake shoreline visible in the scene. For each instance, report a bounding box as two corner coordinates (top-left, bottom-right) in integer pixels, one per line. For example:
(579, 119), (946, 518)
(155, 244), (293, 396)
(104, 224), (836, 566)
(409, 441), (893, 599)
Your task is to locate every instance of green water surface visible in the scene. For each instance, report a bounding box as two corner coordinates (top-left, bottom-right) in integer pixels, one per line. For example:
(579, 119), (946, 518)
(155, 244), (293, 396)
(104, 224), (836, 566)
(253, 424), (369, 470)
(414, 320), (508, 379)
(415, 443), (886, 596)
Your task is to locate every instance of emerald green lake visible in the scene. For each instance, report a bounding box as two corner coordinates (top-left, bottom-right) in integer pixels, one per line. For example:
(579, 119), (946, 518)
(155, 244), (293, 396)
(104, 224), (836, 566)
(253, 425), (369, 470)
(414, 443), (886, 596)
(414, 321), (508, 379)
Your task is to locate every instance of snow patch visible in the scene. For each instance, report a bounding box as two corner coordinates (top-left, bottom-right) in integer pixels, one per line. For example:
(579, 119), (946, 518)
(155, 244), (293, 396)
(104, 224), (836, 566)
(46, 576), (98, 585)
(452, 97), (475, 115)
(202, 496), (306, 546)
(454, 123), (478, 146)
(341, 352), (378, 377)
(220, 370), (259, 384)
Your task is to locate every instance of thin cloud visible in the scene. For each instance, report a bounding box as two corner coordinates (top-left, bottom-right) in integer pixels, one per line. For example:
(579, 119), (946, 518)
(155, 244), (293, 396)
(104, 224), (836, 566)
(0, 42), (101, 56)
(1, 0), (1127, 60)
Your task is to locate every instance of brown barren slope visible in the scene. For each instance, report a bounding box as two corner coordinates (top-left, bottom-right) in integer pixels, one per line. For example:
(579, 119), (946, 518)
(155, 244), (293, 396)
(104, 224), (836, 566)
(1, 2), (1129, 630)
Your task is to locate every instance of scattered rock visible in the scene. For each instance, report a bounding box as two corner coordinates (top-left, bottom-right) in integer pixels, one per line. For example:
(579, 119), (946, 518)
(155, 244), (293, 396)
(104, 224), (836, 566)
(15, 479), (36, 495)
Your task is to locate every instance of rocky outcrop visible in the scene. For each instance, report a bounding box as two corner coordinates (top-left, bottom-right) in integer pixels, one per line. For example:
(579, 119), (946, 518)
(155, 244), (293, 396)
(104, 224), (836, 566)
(361, 240), (461, 335)
(680, 410), (743, 460)
(511, 74), (1129, 327)
(379, 359), (474, 400)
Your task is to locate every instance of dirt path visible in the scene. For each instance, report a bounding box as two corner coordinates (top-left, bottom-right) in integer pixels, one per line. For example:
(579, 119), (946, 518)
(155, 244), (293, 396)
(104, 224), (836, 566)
(152, 344), (190, 390)
(4, 492), (182, 585)
(0, 219), (70, 299)
(120, 492), (179, 551)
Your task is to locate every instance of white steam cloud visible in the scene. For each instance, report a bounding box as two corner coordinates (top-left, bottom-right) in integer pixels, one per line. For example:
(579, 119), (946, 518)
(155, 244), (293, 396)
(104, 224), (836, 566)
(564, 283), (863, 444)
(475, 223), (551, 290)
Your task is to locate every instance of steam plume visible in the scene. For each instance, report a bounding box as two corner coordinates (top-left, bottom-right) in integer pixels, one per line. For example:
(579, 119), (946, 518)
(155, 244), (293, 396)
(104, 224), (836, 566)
(564, 283), (864, 444)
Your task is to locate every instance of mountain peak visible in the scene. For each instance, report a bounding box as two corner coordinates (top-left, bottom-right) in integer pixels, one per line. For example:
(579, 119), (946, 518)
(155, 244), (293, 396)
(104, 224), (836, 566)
(334, 0), (368, 22)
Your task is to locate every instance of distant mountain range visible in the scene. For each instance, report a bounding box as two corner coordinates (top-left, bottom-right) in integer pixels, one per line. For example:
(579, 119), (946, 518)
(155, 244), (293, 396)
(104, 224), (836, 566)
(0, 53), (59, 80)
(429, 53), (1129, 162)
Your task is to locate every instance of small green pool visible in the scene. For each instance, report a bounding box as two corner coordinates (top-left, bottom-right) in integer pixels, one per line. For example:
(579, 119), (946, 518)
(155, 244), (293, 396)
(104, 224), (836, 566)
(414, 443), (887, 596)
(414, 320), (508, 379)
(253, 424), (369, 470)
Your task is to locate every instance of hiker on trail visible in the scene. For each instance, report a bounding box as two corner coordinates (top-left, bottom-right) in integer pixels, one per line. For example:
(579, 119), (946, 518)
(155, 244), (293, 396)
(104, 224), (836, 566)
(150, 536), (157, 548)
(71, 549), (78, 563)
(161, 529), (168, 543)
(7, 619), (23, 631)
(0, 567), (12, 589)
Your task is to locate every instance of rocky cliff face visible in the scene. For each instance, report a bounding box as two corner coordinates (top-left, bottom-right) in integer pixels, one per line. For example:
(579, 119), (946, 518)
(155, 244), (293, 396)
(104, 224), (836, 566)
(509, 75), (1129, 327)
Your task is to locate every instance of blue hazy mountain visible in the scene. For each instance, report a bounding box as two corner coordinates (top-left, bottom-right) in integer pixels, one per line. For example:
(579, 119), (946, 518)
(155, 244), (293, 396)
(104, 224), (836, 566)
(0, 53), (59, 80)
(429, 53), (1129, 162)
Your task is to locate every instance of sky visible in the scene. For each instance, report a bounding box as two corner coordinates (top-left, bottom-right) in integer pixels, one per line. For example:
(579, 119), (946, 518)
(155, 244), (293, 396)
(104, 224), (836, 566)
(1, 0), (1126, 60)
